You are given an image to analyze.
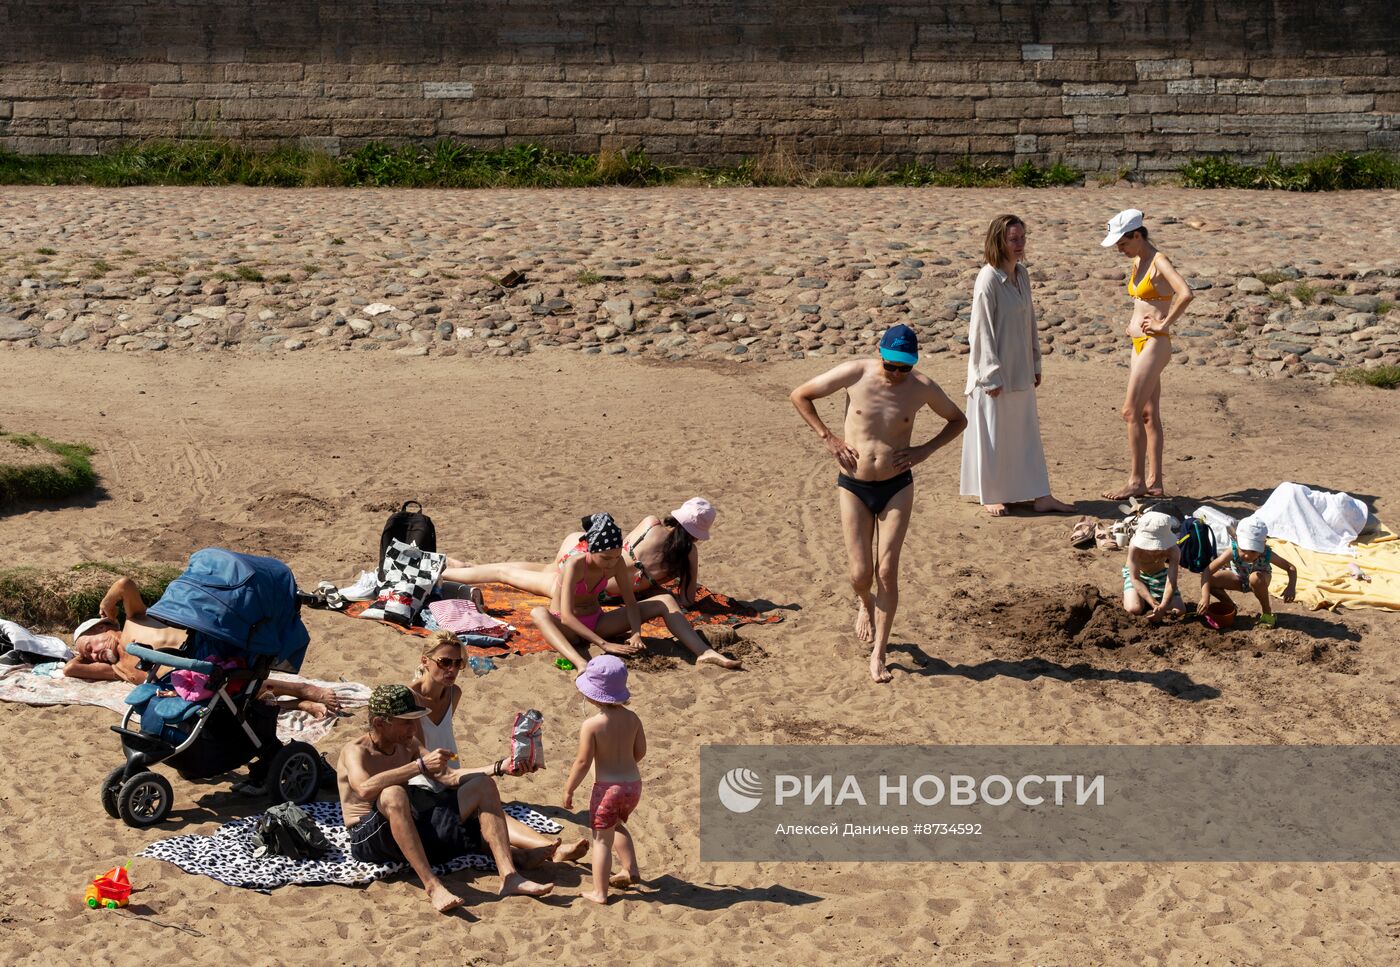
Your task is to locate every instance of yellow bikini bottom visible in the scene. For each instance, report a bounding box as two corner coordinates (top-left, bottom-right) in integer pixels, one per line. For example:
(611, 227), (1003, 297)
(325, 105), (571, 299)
(1131, 333), (1171, 355)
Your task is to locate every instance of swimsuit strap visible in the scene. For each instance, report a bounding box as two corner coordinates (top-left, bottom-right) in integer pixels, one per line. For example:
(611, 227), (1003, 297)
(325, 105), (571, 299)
(622, 519), (663, 587)
(622, 519), (661, 555)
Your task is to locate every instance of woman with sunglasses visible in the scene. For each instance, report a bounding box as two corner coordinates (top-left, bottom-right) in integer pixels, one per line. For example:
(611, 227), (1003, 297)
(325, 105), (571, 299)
(407, 630), (589, 865)
(959, 213), (1074, 517)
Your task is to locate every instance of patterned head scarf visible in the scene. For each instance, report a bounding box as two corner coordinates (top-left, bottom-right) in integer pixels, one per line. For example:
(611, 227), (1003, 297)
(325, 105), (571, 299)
(581, 513), (623, 553)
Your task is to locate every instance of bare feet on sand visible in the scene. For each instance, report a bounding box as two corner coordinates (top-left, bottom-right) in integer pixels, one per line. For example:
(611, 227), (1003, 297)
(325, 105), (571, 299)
(580, 888), (609, 904)
(1032, 495), (1076, 513)
(983, 503), (1010, 517)
(870, 652), (893, 684)
(500, 873), (553, 898)
(518, 844), (555, 870)
(427, 882), (464, 913)
(553, 839), (589, 863)
(609, 870), (640, 889)
(854, 599), (874, 642)
(1102, 483), (1147, 501)
(698, 650), (743, 670)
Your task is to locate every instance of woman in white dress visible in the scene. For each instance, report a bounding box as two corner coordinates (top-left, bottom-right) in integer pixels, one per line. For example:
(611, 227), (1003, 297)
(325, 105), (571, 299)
(959, 214), (1074, 517)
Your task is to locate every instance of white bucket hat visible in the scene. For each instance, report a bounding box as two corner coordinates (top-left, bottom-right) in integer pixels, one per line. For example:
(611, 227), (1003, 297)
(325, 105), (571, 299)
(1101, 208), (1145, 247)
(1130, 511), (1178, 551)
(1236, 516), (1269, 553)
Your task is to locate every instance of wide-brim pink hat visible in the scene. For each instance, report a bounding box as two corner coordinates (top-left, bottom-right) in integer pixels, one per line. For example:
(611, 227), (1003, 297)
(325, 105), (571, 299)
(672, 497), (716, 541)
(576, 655), (630, 704)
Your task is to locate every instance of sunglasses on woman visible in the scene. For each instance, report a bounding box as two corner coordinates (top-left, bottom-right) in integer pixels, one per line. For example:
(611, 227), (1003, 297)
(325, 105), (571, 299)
(883, 362), (912, 373)
(431, 656), (465, 670)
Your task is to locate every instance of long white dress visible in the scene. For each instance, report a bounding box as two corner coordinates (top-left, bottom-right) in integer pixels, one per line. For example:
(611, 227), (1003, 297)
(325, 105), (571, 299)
(959, 262), (1053, 505)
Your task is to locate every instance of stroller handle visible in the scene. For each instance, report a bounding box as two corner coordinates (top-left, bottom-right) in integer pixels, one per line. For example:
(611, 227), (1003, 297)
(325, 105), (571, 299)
(125, 643), (217, 675)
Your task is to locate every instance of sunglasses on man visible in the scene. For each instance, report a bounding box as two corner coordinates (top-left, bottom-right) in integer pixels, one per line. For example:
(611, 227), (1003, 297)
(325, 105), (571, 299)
(882, 361), (912, 373)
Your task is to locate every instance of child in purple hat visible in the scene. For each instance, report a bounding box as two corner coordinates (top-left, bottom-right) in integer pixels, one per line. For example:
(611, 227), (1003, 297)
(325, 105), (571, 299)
(563, 655), (646, 904)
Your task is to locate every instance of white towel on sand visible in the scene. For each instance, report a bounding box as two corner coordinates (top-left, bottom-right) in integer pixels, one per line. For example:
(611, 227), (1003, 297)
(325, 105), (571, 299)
(1255, 482), (1368, 556)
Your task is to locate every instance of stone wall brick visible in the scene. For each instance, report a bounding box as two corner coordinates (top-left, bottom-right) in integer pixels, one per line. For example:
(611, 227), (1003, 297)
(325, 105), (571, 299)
(0, 1), (1395, 171)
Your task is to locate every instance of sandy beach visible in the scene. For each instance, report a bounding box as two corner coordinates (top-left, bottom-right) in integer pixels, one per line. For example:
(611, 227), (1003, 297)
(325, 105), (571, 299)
(1, 331), (1398, 964)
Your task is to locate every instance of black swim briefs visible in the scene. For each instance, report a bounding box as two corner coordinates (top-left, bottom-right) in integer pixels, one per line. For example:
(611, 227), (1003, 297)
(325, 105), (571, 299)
(836, 470), (914, 516)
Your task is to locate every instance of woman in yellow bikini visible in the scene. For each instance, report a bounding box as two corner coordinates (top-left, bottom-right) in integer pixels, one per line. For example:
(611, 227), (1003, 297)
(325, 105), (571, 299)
(1100, 209), (1194, 501)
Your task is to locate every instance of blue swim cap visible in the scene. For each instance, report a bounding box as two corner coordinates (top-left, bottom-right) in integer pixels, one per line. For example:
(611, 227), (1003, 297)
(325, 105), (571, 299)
(878, 323), (918, 365)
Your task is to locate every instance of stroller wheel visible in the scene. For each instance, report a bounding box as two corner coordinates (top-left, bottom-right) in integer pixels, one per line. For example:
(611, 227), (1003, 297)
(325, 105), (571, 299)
(100, 765), (127, 819)
(267, 741), (320, 805)
(117, 771), (173, 828)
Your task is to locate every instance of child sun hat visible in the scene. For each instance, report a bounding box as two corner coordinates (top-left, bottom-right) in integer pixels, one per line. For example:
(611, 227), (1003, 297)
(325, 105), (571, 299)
(1130, 511), (1178, 551)
(878, 323), (919, 365)
(672, 497), (716, 541)
(1236, 516), (1270, 553)
(1101, 209), (1145, 247)
(575, 655), (630, 705)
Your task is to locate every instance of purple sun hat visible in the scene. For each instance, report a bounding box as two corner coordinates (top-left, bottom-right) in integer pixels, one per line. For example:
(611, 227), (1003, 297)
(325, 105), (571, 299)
(575, 655), (631, 704)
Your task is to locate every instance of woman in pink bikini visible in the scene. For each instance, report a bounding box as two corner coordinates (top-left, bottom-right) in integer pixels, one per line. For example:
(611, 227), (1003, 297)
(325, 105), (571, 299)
(529, 513), (740, 671)
(439, 498), (716, 606)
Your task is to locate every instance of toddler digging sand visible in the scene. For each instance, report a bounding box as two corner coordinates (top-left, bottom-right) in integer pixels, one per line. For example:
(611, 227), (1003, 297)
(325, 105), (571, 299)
(1199, 516), (1297, 627)
(1121, 511), (1184, 622)
(563, 656), (646, 904)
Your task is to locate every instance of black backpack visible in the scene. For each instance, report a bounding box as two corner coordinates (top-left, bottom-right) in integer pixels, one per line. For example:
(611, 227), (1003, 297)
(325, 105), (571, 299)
(1176, 517), (1218, 573)
(252, 802), (331, 860)
(378, 501), (436, 577)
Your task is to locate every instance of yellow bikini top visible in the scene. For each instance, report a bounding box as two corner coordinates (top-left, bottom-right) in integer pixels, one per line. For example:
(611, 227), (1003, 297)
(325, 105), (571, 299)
(1127, 252), (1172, 301)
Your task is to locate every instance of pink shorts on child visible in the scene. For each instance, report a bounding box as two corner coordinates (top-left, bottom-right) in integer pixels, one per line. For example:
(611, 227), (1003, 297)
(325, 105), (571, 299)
(589, 780), (642, 830)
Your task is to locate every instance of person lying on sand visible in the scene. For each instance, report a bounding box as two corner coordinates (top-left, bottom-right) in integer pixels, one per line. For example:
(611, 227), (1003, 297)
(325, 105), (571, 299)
(338, 684), (554, 914)
(64, 575), (340, 716)
(440, 497), (717, 608)
(1121, 512), (1185, 622)
(1198, 516), (1297, 628)
(448, 513), (740, 672)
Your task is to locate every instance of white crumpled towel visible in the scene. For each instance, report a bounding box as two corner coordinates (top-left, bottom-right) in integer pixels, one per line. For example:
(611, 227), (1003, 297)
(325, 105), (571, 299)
(0, 619), (73, 661)
(1255, 482), (1369, 556)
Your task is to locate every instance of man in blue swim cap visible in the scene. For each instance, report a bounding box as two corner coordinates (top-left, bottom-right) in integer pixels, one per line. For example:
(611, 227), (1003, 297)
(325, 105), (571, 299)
(789, 324), (967, 683)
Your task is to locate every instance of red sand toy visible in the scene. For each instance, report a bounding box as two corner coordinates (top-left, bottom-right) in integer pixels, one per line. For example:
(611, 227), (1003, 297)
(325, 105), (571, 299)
(85, 864), (133, 909)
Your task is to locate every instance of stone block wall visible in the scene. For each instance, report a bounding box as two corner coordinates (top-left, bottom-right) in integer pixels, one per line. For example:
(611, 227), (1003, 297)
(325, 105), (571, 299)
(1, 1), (1397, 171)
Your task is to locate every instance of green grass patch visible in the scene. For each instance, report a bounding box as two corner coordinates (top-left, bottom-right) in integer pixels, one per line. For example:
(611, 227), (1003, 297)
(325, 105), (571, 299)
(1181, 152), (1400, 190)
(0, 561), (180, 631)
(1254, 270), (1292, 286)
(35, 247), (56, 255)
(576, 270), (603, 285)
(1376, 300), (1395, 315)
(1336, 365), (1400, 390)
(233, 266), (264, 282)
(0, 432), (98, 505)
(0, 138), (1084, 190)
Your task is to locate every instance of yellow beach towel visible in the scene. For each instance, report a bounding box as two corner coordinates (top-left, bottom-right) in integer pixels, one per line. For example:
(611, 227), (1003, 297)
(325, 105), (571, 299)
(1268, 523), (1400, 612)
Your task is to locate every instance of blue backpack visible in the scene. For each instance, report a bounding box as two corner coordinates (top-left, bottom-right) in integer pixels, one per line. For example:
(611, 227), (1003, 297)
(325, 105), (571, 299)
(1176, 517), (1217, 574)
(147, 548), (310, 670)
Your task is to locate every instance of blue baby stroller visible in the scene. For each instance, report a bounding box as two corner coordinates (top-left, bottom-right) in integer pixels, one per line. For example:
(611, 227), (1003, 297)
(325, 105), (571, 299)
(101, 548), (322, 828)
